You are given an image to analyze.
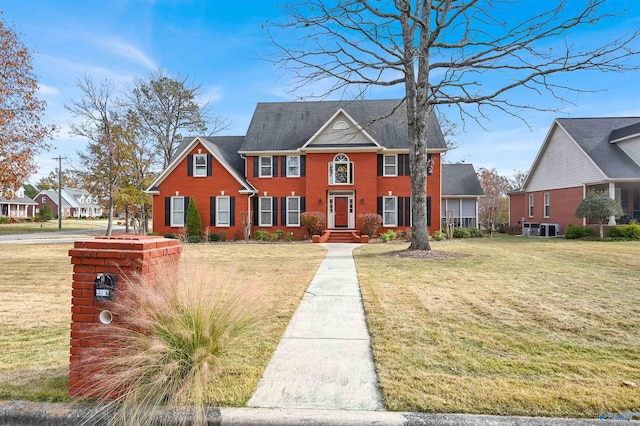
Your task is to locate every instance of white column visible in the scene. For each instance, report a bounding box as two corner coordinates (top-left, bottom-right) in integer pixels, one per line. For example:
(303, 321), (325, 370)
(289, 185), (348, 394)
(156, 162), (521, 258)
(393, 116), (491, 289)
(608, 182), (617, 225)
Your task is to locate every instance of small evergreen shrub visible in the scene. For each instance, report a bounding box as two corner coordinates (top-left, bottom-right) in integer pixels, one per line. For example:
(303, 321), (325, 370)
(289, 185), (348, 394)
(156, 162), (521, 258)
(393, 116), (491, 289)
(187, 235), (201, 244)
(357, 213), (383, 238)
(254, 230), (270, 241)
(453, 227), (471, 239)
(300, 211), (327, 236)
(185, 198), (202, 238)
(147, 232), (160, 236)
(208, 233), (222, 242)
(164, 233), (177, 239)
(380, 229), (397, 243)
(432, 230), (447, 241)
(468, 227), (485, 238)
(286, 232), (295, 242)
(0, 217), (9, 224)
(609, 224), (640, 240)
(39, 204), (53, 221)
(564, 224), (595, 239)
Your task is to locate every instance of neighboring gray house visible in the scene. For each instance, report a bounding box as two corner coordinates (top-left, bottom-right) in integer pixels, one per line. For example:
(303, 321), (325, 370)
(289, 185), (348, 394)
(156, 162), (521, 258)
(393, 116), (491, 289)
(0, 187), (38, 219)
(441, 163), (485, 229)
(34, 188), (103, 218)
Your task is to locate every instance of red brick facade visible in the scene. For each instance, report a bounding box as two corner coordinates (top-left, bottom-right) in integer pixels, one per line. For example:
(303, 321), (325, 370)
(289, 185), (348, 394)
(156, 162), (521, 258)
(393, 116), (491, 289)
(510, 186), (584, 232)
(68, 236), (182, 398)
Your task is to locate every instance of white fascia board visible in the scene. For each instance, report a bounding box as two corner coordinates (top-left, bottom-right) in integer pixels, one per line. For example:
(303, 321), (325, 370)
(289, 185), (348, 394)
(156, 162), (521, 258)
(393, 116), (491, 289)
(301, 108), (383, 150)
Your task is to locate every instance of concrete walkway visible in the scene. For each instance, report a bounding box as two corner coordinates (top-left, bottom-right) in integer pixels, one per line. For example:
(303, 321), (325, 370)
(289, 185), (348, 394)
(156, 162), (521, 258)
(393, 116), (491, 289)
(248, 243), (384, 411)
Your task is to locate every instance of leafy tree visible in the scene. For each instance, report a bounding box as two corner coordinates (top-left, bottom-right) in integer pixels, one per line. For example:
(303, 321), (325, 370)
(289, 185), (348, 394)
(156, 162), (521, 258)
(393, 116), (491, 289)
(127, 69), (230, 169)
(0, 17), (55, 194)
(269, 1), (640, 250)
(185, 197), (202, 239)
(39, 203), (52, 221)
(22, 183), (38, 199)
(477, 168), (510, 237)
(575, 191), (624, 238)
(35, 168), (81, 191)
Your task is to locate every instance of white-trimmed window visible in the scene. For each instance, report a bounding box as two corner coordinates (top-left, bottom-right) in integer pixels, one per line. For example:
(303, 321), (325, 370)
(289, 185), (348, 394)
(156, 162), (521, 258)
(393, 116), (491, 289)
(329, 153), (353, 185)
(86, 196), (92, 204)
(171, 196), (185, 226)
(194, 154), (208, 177)
(543, 193), (550, 218)
(259, 156), (272, 177)
(287, 156), (300, 177)
(216, 196), (230, 226)
(287, 196), (301, 226)
(259, 196), (273, 226)
(383, 155), (397, 176)
(383, 196), (397, 226)
(528, 194), (534, 218)
(42, 196), (47, 203)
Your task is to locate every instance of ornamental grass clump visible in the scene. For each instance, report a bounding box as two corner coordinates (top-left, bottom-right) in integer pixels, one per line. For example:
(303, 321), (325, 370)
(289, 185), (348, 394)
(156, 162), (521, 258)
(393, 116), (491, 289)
(85, 264), (257, 426)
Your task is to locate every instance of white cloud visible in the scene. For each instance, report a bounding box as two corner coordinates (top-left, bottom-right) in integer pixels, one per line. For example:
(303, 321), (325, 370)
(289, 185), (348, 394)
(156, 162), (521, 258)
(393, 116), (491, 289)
(38, 84), (60, 96)
(197, 85), (224, 105)
(93, 36), (157, 70)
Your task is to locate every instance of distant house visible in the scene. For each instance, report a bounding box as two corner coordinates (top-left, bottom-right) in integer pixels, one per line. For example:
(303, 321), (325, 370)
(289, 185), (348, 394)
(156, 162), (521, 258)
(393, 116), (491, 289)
(0, 187), (37, 219)
(509, 117), (640, 234)
(34, 188), (103, 219)
(441, 163), (484, 229)
(147, 99), (450, 241)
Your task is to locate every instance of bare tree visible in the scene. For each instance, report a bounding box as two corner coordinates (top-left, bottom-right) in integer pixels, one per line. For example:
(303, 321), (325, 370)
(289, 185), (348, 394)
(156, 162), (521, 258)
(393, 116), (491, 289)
(0, 17), (55, 194)
(509, 169), (528, 192)
(66, 75), (121, 236)
(269, 0), (640, 250)
(127, 69), (231, 169)
(477, 167), (510, 237)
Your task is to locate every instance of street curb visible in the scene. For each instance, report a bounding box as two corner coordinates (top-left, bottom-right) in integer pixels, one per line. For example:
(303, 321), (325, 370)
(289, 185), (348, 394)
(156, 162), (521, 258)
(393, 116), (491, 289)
(0, 401), (627, 425)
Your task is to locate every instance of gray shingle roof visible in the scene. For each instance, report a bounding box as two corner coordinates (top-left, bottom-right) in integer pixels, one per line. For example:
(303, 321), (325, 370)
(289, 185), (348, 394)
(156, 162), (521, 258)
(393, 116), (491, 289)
(556, 117), (640, 179)
(441, 163), (484, 196)
(200, 136), (246, 176)
(241, 99), (446, 152)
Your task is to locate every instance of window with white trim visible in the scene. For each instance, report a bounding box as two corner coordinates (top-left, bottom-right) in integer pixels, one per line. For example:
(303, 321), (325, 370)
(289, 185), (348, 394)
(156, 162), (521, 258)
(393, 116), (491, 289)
(543, 193), (550, 218)
(383, 155), (397, 176)
(287, 196), (301, 226)
(194, 154), (207, 177)
(259, 196), (272, 226)
(216, 196), (230, 226)
(287, 156), (300, 177)
(328, 153), (353, 185)
(171, 196), (185, 226)
(528, 194), (534, 218)
(259, 156), (272, 177)
(383, 196), (397, 226)
(42, 196), (47, 203)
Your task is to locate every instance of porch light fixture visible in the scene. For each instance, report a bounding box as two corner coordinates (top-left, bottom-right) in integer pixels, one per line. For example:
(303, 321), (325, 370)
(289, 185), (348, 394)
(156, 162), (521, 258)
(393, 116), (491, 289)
(175, 191), (179, 196)
(221, 190), (225, 196)
(388, 191), (392, 196)
(291, 191), (295, 196)
(264, 191), (268, 197)
(360, 198), (364, 205)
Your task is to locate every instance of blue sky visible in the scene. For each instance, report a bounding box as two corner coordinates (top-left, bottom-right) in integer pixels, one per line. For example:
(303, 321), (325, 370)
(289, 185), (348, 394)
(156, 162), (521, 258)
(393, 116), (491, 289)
(3, 1), (640, 185)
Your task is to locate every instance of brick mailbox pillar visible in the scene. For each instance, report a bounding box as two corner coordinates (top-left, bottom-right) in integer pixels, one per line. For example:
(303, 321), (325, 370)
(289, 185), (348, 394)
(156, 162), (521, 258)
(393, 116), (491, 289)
(68, 236), (182, 398)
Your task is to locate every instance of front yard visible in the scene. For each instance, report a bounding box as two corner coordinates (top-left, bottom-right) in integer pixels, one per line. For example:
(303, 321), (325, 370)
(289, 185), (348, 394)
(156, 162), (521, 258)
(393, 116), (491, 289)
(355, 236), (640, 417)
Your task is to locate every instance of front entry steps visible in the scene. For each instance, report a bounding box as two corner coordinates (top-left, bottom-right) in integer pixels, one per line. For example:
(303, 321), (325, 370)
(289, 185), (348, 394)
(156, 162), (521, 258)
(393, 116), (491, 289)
(313, 229), (368, 244)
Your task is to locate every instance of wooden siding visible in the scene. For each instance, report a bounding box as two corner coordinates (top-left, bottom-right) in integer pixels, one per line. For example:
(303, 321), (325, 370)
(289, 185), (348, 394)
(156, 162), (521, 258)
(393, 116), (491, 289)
(309, 112), (376, 147)
(617, 138), (640, 166)
(527, 125), (605, 191)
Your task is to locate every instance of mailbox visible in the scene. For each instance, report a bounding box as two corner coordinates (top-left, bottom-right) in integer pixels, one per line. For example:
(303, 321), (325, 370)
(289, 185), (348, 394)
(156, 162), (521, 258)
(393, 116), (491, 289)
(94, 273), (117, 301)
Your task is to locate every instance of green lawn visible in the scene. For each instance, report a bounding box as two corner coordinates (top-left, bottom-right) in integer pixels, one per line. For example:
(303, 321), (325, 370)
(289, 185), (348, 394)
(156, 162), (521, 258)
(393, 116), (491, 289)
(355, 236), (640, 418)
(0, 219), (109, 235)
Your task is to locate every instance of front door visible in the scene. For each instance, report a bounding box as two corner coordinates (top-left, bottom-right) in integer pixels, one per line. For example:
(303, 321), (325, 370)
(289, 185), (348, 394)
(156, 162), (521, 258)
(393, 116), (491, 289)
(334, 196), (349, 227)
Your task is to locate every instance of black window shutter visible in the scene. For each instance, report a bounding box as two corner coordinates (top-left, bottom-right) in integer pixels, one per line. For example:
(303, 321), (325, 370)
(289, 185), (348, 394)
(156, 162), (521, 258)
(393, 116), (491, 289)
(230, 197), (235, 226)
(207, 154), (213, 176)
(184, 197), (190, 213)
(426, 196), (432, 227)
(187, 155), (193, 176)
(272, 197), (278, 226)
(210, 197), (216, 226)
(301, 156), (306, 177)
(281, 156), (287, 177)
(377, 197), (383, 217)
(398, 197), (404, 226)
(349, 163), (354, 183)
(273, 156), (278, 177)
(405, 197), (411, 226)
(398, 155), (404, 176)
(377, 154), (383, 176)
(253, 157), (259, 177)
(281, 197), (287, 226)
(301, 197), (306, 213)
(253, 197), (258, 226)
(405, 155), (411, 176)
(165, 197), (171, 226)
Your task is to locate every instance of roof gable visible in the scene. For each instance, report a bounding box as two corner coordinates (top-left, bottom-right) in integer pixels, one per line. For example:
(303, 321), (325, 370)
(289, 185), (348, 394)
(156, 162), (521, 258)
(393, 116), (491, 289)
(301, 109), (381, 151)
(441, 164), (484, 196)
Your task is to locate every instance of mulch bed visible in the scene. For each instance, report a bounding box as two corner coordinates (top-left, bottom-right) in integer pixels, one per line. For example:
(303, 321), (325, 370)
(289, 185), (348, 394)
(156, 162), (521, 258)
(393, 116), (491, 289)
(383, 248), (470, 260)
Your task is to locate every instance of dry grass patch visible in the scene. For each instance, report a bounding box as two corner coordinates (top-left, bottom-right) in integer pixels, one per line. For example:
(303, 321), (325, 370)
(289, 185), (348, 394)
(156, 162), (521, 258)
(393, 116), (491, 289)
(355, 237), (640, 417)
(0, 242), (325, 405)
(0, 219), (110, 235)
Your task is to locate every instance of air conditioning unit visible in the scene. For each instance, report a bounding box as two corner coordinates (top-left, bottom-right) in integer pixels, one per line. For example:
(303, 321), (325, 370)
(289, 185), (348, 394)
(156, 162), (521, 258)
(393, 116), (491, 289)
(523, 222), (540, 236)
(540, 223), (559, 237)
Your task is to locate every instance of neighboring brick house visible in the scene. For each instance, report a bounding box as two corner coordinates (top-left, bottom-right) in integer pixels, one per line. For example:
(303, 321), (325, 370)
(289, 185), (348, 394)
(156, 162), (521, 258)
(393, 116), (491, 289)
(441, 163), (484, 229)
(34, 188), (103, 219)
(509, 117), (640, 235)
(147, 99), (449, 241)
(0, 187), (37, 219)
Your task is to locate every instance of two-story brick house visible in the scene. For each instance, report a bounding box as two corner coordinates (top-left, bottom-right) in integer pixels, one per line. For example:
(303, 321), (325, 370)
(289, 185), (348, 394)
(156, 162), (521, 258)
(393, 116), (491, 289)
(147, 99), (448, 241)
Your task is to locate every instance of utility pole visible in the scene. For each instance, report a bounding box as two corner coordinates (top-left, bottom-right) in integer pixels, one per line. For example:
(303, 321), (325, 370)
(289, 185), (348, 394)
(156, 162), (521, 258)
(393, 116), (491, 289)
(53, 156), (66, 231)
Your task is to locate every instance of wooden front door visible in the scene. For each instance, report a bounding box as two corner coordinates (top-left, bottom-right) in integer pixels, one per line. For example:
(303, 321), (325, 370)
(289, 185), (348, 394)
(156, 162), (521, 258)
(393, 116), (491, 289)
(334, 196), (349, 227)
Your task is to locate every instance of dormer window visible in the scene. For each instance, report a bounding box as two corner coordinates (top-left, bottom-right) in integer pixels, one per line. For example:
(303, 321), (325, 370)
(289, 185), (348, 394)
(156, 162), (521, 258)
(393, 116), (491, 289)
(329, 153), (354, 185)
(94, 197), (98, 204)
(86, 196), (92, 204)
(80, 196), (85, 203)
